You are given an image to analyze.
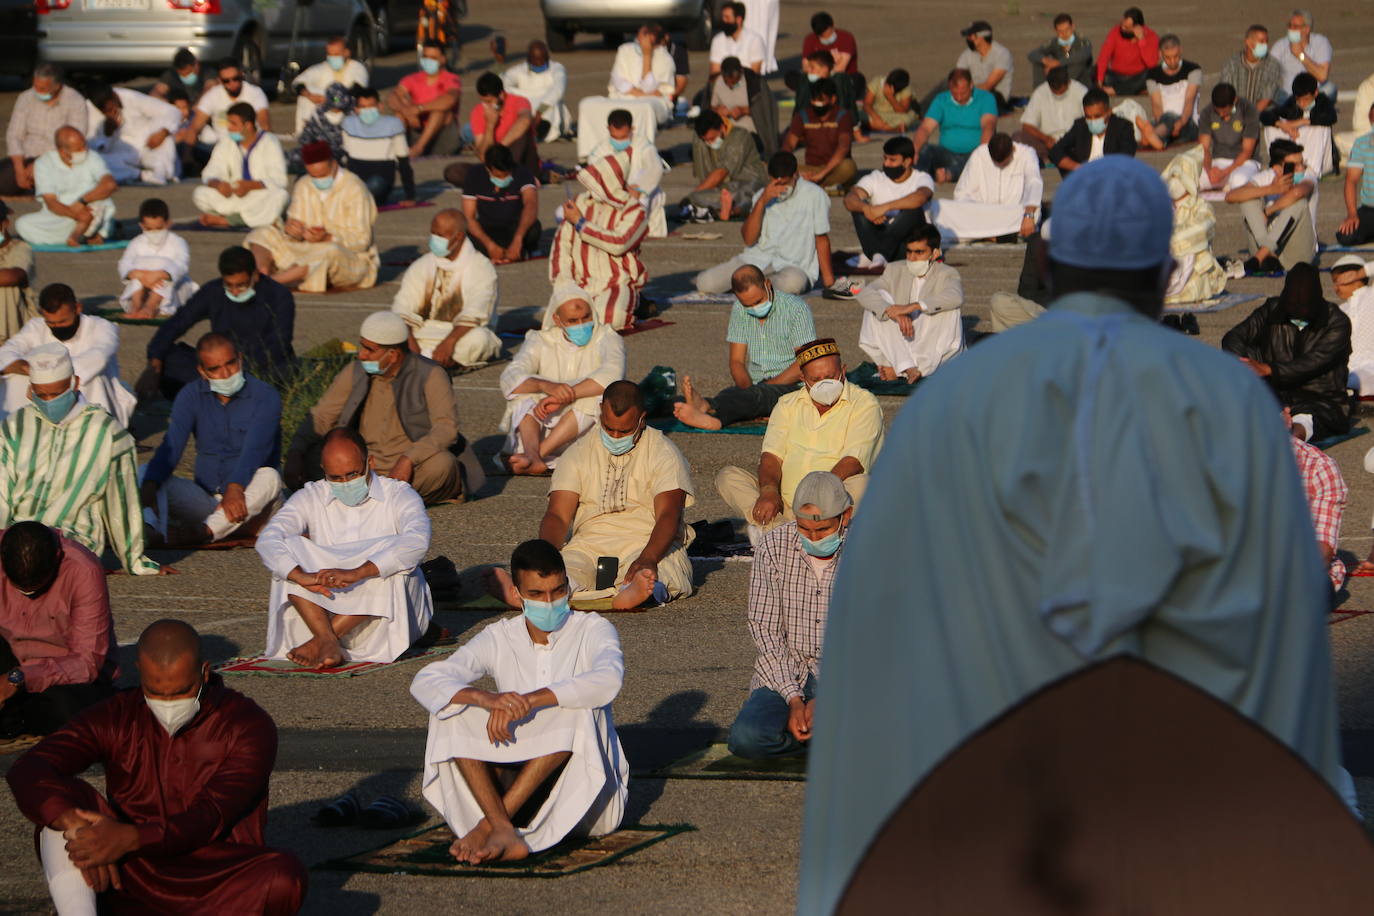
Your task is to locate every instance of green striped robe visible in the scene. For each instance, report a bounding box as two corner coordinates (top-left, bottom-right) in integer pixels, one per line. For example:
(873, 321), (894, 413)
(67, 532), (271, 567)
(0, 402), (160, 575)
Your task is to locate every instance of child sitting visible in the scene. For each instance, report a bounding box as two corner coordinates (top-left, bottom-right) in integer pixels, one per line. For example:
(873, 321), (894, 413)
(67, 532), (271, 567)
(117, 198), (197, 318)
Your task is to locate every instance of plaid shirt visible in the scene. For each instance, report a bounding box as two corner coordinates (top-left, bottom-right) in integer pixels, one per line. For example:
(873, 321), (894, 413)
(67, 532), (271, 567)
(1291, 437), (1348, 590)
(748, 521), (840, 700)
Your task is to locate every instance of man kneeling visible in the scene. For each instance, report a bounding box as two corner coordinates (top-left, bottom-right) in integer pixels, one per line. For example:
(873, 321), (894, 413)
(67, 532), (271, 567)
(256, 427), (432, 668)
(411, 538), (627, 863)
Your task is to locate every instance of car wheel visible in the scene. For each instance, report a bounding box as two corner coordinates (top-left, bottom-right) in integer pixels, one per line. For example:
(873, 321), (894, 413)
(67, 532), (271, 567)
(235, 30), (264, 87)
(545, 19), (573, 52)
(349, 21), (375, 65)
(370, 2), (391, 54)
(686, 1), (713, 52)
(601, 31), (622, 49)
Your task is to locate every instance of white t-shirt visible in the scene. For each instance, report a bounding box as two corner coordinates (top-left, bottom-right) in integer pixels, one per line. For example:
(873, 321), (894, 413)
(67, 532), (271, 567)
(710, 27), (766, 67)
(1020, 80), (1088, 140)
(1088, 133), (1106, 162)
(294, 59), (370, 97)
(855, 167), (936, 207)
(195, 82), (269, 145)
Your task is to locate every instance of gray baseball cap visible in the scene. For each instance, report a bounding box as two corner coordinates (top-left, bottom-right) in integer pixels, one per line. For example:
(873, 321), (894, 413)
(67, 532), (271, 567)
(793, 471), (852, 520)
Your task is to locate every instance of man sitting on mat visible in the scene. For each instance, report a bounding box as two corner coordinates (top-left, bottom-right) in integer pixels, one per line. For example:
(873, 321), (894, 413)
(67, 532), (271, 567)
(715, 338), (884, 546)
(728, 472), (850, 759)
(411, 538), (627, 864)
(672, 264), (815, 430)
(257, 427), (432, 669)
(14, 128), (117, 249)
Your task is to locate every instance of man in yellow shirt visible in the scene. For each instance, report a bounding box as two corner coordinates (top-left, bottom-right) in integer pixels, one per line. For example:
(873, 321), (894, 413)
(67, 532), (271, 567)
(715, 338), (884, 544)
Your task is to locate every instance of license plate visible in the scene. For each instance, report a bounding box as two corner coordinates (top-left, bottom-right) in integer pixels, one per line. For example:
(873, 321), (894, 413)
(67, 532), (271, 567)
(87, 0), (150, 9)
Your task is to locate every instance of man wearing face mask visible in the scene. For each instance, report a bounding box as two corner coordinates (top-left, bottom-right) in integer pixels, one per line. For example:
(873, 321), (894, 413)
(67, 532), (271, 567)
(500, 283), (626, 475)
(452, 145), (540, 262)
(1261, 73), (1337, 179)
(1029, 13), (1094, 89)
(1225, 138), (1316, 273)
(246, 140), (380, 293)
(1142, 34), (1202, 146)
(192, 102), (290, 230)
(84, 82), (183, 187)
(0, 522), (117, 739)
(710, 1), (765, 75)
(1196, 83), (1262, 193)
(15, 127), (117, 249)
(139, 334), (282, 548)
(686, 109), (767, 222)
(781, 78), (857, 193)
(581, 109), (669, 239)
(291, 35), (370, 137)
(152, 47), (215, 105)
(1095, 7), (1159, 97)
(606, 24), (677, 126)
(1220, 26), (1284, 114)
(856, 225), (965, 385)
(1271, 9), (1334, 103)
(502, 40), (571, 142)
(392, 208), (503, 369)
(260, 428), (433, 668)
(1014, 66), (1089, 166)
(955, 21), (1015, 114)
(0, 283), (135, 427)
(1222, 263), (1351, 442)
(0, 345), (165, 576)
(7, 619), (307, 914)
(727, 472), (851, 760)
(1049, 88), (1137, 176)
(466, 72), (537, 174)
(412, 539), (627, 864)
(389, 40), (464, 159)
(844, 136), (934, 268)
(801, 11), (857, 76)
(0, 63), (88, 198)
(674, 265), (815, 431)
(716, 339), (884, 545)
(341, 87), (416, 207)
(141, 246), (297, 402)
(539, 380), (695, 609)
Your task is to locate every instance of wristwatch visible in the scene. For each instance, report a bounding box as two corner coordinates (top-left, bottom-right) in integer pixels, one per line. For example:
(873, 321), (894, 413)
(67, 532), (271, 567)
(1298, 51), (1307, 62)
(6, 667), (24, 688)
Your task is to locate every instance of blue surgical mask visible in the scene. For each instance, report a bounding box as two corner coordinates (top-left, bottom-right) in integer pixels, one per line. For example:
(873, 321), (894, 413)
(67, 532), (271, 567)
(225, 285), (255, 303)
(800, 528), (843, 558)
(361, 359), (383, 375)
(1293, 171), (1307, 185)
(523, 594), (572, 632)
(564, 321), (594, 346)
(327, 54), (345, 71)
(1057, 35), (1074, 47)
(35, 91), (53, 102)
(1253, 42), (1269, 59)
(743, 299), (773, 319)
(1287, 29), (1302, 44)
(420, 57), (441, 75)
(30, 388), (76, 424)
(207, 370), (245, 397)
(330, 474), (370, 507)
(610, 136), (632, 151)
(806, 72), (820, 83)
(1290, 318), (1309, 330)
(358, 107), (381, 125)
(1086, 116), (1107, 135)
(228, 130), (245, 143)
(312, 175), (335, 191)
(530, 63), (549, 74)
(491, 173), (513, 188)
(600, 426), (638, 455)
(180, 71), (198, 86)
(819, 31), (837, 45)
(428, 233), (452, 257)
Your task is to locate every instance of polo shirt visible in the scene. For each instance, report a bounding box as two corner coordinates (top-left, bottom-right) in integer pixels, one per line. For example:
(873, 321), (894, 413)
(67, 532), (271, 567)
(761, 382), (885, 506)
(400, 70), (462, 107)
(468, 92), (532, 142)
(925, 90), (997, 154)
(743, 179), (831, 284)
(1199, 100), (1260, 161)
(462, 164), (537, 230)
(725, 291), (816, 383)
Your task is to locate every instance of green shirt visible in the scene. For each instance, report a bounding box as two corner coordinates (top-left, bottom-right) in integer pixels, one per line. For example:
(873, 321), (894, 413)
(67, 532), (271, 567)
(725, 291), (816, 383)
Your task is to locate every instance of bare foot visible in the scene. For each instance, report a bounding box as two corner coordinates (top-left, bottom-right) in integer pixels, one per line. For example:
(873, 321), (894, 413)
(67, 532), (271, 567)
(935, 168), (951, 184)
(672, 400), (722, 431)
(287, 634), (344, 668)
(680, 374), (709, 413)
(451, 818), (493, 864)
(88, 235), (104, 245)
(903, 368), (921, 385)
(476, 822), (530, 862)
(66, 235), (82, 247)
(483, 567), (523, 608)
(877, 365), (896, 382)
(612, 567), (657, 609)
(199, 213), (230, 228)
(508, 454), (531, 474)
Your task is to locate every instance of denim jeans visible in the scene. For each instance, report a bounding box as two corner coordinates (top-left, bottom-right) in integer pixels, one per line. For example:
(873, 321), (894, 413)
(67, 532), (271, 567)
(852, 207), (928, 261)
(727, 674), (817, 759)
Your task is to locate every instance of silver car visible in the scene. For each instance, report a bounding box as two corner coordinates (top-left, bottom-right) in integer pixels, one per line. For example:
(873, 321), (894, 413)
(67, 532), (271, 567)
(36, 0), (380, 83)
(541, 0), (713, 53)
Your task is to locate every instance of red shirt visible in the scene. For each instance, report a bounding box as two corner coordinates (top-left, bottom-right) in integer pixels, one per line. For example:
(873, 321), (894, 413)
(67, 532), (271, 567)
(469, 91), (532, 142)
(1096, 25), (1160, 81)
(0, 532), (117, 692)
(400, 69), (462, 107)
(802, 29), (859, 74)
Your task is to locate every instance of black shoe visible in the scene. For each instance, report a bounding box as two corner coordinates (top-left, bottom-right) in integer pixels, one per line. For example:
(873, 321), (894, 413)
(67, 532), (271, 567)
(1261, 256), (1285, 274)
(635, 298), (659, 320)
(1243, 256), (1262, 275)
(1161, 315), (1184, 332)
(1181, 313), (1200, 335)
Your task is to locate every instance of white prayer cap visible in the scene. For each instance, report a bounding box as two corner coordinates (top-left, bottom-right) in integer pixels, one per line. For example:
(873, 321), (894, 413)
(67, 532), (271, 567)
(793, 471), (852, 520)
(1047, 156), (1173, 271)
(28, 343), (73, 384)
(1331, 255), (1369, 273)
(548, 281), (597, 324)
(359, 311), (408, 346)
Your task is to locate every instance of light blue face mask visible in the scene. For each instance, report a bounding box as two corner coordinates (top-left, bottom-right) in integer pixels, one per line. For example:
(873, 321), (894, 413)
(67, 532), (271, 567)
(600, 426), (638, 456)
(35, 91), (53, 102)
(819, 31), (837, 45)
(609, 136), (632, 151)
(490, 173), (513, 188)
(806, 72), (821, 83)
(1253, 42), (1269, 59)
(330, 473), (370, 507)
(742, 296), (773, 319)
(1290, 318), (1309, 330)
(564, 320), (594, 346)
(1086, 116), (1107, 135)
(207, 370), (245, 397)
(428, 233), (452, 257)
(1057, 35), (1074, 47)
(312, 175), (335, 191)
(530, 63), (549, 74)
(228, 130), (245, 143)
(420, 57), (441, 76)
(30, 388), (76, 424)
(361, 359), (383, 375)
(800, 527), (843, 558)
(225, 284), (255, 303)
(523, 594), (572, 632)
(1293, 171), (1307, 185)
(180, 71), (198, 86)
(1287, 29), (1302, 44)
(358, 107), (381, 125)
(327, 54), (345, 71)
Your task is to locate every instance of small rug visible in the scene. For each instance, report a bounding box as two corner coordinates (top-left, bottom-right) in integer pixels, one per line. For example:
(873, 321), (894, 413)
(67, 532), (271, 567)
(1331, 608), (1374, 626)
(1162, 292), (1264, 315)
(180, 536), (257, 551)
(88, 307), (168, 326)
(674, 230), (723, 240)
(1312, 427), (1369, 451)
(173, 221), (245, 232)
(449, 356), (509, 377)
(1320, 244), (1374, 254)
(642, 743), (806, 781)
(649, 417), (767, 435)
(378, 200), (437, 212)
(618, 318), (675, 337)
(216, 636), (458, 678)
(317, 823), (693, 878)
(31, 240), (129, 252)
(0, 734), (41, 756)
(846, 363), (921, 397)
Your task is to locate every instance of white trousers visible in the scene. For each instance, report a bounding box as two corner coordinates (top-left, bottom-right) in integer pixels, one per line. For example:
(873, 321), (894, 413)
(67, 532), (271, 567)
(1198, 157), (1262, 192)
(191, 185), (290, 229)
(858, 309), (964, 376)
(40, 827), (96, 916)
(118, 275), (199, 316)
(413, 319), (503, 366)
(97, 134), (179, 185)
(144, 466), (282, 541)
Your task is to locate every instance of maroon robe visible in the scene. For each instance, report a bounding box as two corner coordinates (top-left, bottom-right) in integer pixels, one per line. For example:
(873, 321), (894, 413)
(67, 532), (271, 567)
(6, 675), (306, 915)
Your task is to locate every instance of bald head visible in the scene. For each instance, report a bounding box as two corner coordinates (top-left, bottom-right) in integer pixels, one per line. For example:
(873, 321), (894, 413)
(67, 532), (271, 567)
(321, 427), (369, 480)
(55, 126), (85, 153)
(430, 208), (467, 258)
(528, 40), (550, 67)
(137, 619), (202, 668)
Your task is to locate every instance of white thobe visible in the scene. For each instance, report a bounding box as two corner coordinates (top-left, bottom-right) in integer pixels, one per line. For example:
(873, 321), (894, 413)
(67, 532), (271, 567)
(191, 132), (290, 229)
(256, 474), (433, 664)
(0, 314), (136, 427)
(504, 61), (571, 138)
(498, 324), (626, 461)
(584, 138), (667, 237)
(741, 0), (780, 73)
(929, 142), (1042, 242)
(606, 43), (675, 124)
(410, 612), (628, 853)
(15, 150), (116, 246)
(116, 231), (199, 315)
(390, 239), (501, 366)
(855, 261), (965, 377)
(292, 59), (370, 135)
(84, 89), (182, 185)
(1341, 277), (1374, 391)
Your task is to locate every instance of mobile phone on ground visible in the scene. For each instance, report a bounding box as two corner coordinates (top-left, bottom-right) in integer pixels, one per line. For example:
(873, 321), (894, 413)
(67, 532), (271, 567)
(595, 556), (619, 591)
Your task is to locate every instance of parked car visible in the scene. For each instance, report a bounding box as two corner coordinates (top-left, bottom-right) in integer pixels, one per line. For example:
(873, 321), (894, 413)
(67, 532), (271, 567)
(366, 0), (419, 54)
(35, 0), (378, 87)
(0, 0), (38, 77)
(540, 0), (713, 53)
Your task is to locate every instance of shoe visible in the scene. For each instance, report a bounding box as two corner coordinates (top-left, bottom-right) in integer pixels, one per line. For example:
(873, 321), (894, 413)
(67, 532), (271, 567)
(1161, 314), (1184, 332)
(822, 277), (861, 300)
(1181, 313), (1200, 335)
(869, 253), (888, 268)
(1261, 256), (1285, 274)
(635, 298), (660, 320)
(1243, 256), (1263, 275)
(312, 791), (362, 828)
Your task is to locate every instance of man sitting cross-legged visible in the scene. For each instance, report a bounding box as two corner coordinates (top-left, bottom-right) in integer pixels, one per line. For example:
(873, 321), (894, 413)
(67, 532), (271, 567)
(728, 472), (851, 759)
(6, 619), (306, 915)
(257, 427), (432, 668)
(673, 264), (815, 430)
(191, 101), (289, 230)
(716, 338), (884, 545)
(15, 128), (117, 249)
(411, 538), (627, 864)
(140, 333), (282, 547)
(499, 283), (626, 475)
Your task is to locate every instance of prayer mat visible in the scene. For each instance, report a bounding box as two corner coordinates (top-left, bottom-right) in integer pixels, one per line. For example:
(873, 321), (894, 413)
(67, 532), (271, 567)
(88, 306), (169, 326)
(688, 541), (754, 561)
(177, 535), (257, 550)
(646, 288), (823, 307)
(674, 230), (723, 240)
(649, 417), (767, 435)
(448, 356), (509, 377)
(1330, 608), (1374, 625)
(0, 734), (41, 755)
(642, 743), (806, 781)
(318, 823), (694, 878)
(1162, 292), (1264, 315)
(846, 362), (922, 397)
(31, 240), (129, 252)
(1311, 427), (1369, 450)
(173, 221), (245, 232)
(1320, 244), (1374, 254)
(617, 318), (675, 336)
(432, 594), (642, 614)
(216, 637), (458, 678)
(377, 200), (436, 212)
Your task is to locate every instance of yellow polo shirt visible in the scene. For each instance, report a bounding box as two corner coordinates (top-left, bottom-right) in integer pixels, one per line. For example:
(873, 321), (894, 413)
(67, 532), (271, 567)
(761, 381), (886, 507)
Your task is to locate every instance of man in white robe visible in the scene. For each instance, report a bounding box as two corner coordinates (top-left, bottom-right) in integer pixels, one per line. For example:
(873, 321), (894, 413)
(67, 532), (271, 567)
(391, 209), (502, 369)
(929, 133), (1042, 243)
(15, 128), (117, 248)
(799, 156), (1355, 916)
(855, 224), (965, 384)
(256, 428), (432, 668)
(1332, 254), (1374, 392)
(292, 36), (369, 137)
(191, 103), (289, 230)
(0, 283), (135, 427)
(504, 41), (571, 141)
(411, 538), (627, 863)
(499, 283), (626, 475)
(85, 85), (182, 186)
(606, 26), (676, 125)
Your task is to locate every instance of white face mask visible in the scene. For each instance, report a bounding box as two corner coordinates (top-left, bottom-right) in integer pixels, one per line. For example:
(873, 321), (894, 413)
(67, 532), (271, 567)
(67, 150), (88, 166)
(907, 257), (933, 278)
(808, 377), (844, 406)
(143, 228), (169, 245)
(145, 685), (202, 736)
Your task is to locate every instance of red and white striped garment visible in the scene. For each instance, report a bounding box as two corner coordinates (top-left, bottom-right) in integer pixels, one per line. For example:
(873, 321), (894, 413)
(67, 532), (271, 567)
(550, 152), (648, 330)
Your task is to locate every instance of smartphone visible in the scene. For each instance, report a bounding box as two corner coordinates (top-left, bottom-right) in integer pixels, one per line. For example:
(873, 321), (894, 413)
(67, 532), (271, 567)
(1283, 161), (1296, 175)
(595, 556), (619, 591)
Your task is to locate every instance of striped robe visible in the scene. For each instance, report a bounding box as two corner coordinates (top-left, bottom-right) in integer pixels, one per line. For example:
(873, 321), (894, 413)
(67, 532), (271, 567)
(0, 400), (160, 575)
(244, 168), (379, 293)
(548, 152), (648, 330)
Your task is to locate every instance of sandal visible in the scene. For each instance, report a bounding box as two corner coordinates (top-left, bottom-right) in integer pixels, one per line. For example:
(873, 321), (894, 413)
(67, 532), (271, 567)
(359, 795), (425, 830)
(312, 790), (361, 828)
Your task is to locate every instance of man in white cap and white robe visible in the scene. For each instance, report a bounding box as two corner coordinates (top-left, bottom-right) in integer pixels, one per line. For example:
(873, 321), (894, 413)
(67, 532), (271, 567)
(799, 155), (1356, 916)
(391, 208), (503, 370)
(0, 343), (164, 576)
(411, 538), (626, 864)
(257, 427), (432, 668)
(929, 132), (1042, 243)
(1331, 254), (1374, 393)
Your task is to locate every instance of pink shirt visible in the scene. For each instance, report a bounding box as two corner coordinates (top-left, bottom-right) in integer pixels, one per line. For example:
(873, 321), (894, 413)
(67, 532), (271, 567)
(400, 69), (463, 107)
(0, 532), (118, 692)
(469, 92), (532, 142)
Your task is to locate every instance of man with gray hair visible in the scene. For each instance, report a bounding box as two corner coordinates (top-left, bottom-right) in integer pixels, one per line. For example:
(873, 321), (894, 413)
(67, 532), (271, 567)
(1272, 9), (1334, 102)
(1143, 34), (1202, 145)
(727, 470), (852, 760)
(0, 64), (88, 197)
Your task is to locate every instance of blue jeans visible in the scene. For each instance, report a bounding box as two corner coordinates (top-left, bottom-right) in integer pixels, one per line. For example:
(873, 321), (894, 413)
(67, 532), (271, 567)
(916, 144), (972, 181)
(727, 674), (817, 760)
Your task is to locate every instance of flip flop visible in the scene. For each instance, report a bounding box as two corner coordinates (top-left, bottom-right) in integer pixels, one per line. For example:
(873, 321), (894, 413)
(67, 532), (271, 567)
(358, 795), (425, 829)
(312, 790), (361, 827)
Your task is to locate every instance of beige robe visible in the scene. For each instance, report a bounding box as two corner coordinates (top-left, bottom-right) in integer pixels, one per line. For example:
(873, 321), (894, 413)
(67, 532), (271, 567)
(390, 239), (501, 366)
(245, 168), (379, 293)
(0, 240), (36, 344)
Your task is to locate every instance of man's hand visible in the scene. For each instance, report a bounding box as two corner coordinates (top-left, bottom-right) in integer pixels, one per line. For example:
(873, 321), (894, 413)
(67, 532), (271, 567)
(1341, 215), (1361, 236)
(3, 359), (28, 376)
(1171, 118), (1185, 139)
(482, 238), (506, 261)
(799, 167), (822, 183)
(289, 568), (333, 598)
(146, 129), (169, 149)
(284, 218), (307, 240)
(214, 179), (233, 197)
(16, 164), (33, 191)
(486, 707), (516, 744)
(533, 394), (564, 421)
(752, 490), (782, 525)
(786, 697), (814, 743)
(81, 863), (122, 892)
(760, 176), (790, 203)
(479, 690), (533, 717)
(562, 200), (583, 224)
(1281, 121), (1300, 140)
(69, 201), (92, 222)
(304, 226), (329, 243)
(896, 314), (915, 338)
(431, 335), (457, 368)
(864, 204), (887, 225)
(388, 455), (415, 483)
(502, 242), (522, 263)
(312, 566), (372, 590)
(1238, 357), (1273, 378)
(64, 809), (139, 869)
(219, 483), (248, 524)
(1205, 165), (1227, 186)
(1020, 213), (1036, 238)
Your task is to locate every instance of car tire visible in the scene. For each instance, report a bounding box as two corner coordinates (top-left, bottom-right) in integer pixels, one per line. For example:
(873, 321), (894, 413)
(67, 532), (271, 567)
(545, 20), (573, 53)
(370, 1), (392, 54)
(235, 30), (265, 88)
(685, 1), (713, 52)
(348, 21), (375, 65)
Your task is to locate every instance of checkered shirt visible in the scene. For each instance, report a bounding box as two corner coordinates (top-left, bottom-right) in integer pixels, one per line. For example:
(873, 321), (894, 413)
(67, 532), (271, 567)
(1291, 437), (1348, 591)
(748, 521), (840, 700)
